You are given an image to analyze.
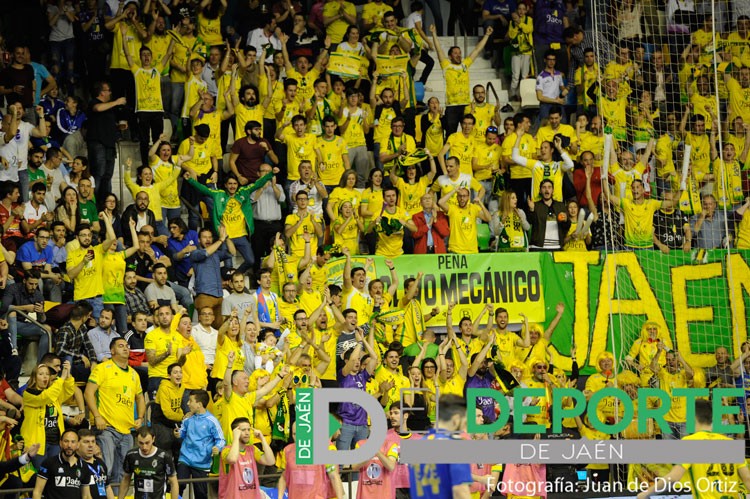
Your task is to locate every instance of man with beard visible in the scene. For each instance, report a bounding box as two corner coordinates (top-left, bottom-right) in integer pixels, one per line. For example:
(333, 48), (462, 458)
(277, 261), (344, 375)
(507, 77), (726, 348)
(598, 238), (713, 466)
(32, 429), (88, 499)
(26, 148), (47, 193)
(527, 179), (569, 250)
(121, 193), (158, 247)
(145, 14), (172, 115)
(375, 347), (410, 410)
(67, 215), (117, 319)
(385, 406), (418, 497)
(465, 85), (500, 148)
(185, 171), (272, 274)
(232, 82), (271, 141)
(650, 344), (694, 439)
(438, 187), (491, 255)
(230, 120), (278, 186)
(479, 306), (530, 368)
(22, 182), (54, 235)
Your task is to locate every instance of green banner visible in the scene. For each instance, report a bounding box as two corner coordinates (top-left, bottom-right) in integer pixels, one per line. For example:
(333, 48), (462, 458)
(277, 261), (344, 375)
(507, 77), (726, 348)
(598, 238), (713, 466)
(331, 250), (750, 375)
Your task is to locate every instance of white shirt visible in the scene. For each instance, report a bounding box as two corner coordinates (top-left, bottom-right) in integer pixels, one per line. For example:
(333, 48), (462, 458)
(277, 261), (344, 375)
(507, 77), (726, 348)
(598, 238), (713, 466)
(246, 28), (282, 64)
(536, 70), (565, 100)
(23, 201), (49, 225)
(192, 323), (218, 364)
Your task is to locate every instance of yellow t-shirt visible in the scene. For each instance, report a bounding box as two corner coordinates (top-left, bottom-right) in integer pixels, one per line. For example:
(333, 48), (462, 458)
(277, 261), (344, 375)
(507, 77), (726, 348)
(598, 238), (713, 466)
(88, 360), (143, 434)
(610, 161), (646, 200)
(376, 207), (408, 257)
(131, 63), (165, 112)
(361, 2), (391, 28)
(223, 198), (247, 238)
(220, 391), (258, 445)
(323, 1), (356, 43)
(502, 132), (536, 180)
(712, 158), (745, 209)
(110, 22), (142, 71)
(437, 374), (465, 397)
(315, 136), (349, 186)
(603, 61), (634, 98)
(216, 71), (241, 113)
(657, 368), (689, 423)
(446, 203), (482, 254)
(655, 134), (677, 178)
(599, 96), (628, 139)
(155, 381), (184, 422)
(170, 34), (197, 84)
(379, 133), (417, 172)
(178, 137), (214, 176)
(419, 112), (445, 155)
(339, 107), (367, 148)
(465, 103), (496, 146)
(727, 77), (750, 123)
(332, 215), (360, 255)
(574, 63), (599, 108)
(197, 12), (223, 46)
(284, 133), (318, 181)
(737, 211), (750, 249)
(151, 158), (181, 210)
(287, 68), (320, 108)
(395, 176), (430, 216)
(373, 106), (398, 144)
(144, 327), (182, 379)
(360, 188), (384, 227)
(727, 31), (750, 68)
(67, 244), (105, 300)
(445, 132), (475, 176)
(235, 104), (265, 141)
(211, 338), (245, 379)
(619, 198), (662, 249)
(577, 131), (604, 167)
(273, 99), (301, 133)
(182, 76), (207, 119)
(441, 57), (474, 106)
(285, 212), (322, 259)
(536, 124), (577, 150)
(473, 142), (502, 181)
(192, 110), (223, 158)
(374, 366), (410, 409)
(685, 132), (711, 179)
(328, 187), (362, 220)
(146, 34), (171, 76)
(681, 431), (747, 499)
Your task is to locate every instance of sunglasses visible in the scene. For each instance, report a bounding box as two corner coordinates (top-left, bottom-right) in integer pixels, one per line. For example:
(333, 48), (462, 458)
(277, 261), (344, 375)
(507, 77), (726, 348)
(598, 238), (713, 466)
(293, 374), (309, 385)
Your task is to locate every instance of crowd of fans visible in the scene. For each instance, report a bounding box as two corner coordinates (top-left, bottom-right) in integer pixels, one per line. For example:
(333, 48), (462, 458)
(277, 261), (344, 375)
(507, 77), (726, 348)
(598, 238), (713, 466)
(0, 0), (748, 497)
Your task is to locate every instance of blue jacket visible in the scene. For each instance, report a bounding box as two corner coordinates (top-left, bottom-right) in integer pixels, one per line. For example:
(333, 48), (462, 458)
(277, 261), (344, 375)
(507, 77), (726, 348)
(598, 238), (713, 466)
(179, 412), (226, 470)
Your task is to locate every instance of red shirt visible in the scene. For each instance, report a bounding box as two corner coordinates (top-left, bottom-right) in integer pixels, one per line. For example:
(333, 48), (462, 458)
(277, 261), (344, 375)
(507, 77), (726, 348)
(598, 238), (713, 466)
(230, 137), (273, 182)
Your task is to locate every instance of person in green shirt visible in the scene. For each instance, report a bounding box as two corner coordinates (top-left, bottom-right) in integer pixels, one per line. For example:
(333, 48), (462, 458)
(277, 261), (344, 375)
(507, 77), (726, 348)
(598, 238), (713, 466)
(184, 169), (274, 272)
(77, 178), (100, 237)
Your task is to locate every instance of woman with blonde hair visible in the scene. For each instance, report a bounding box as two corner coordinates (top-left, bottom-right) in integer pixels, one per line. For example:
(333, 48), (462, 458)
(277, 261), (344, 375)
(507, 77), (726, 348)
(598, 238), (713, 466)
(492, 190), (530, 251)
(210, 308), (248, 389)
(21, 359), (74, 469)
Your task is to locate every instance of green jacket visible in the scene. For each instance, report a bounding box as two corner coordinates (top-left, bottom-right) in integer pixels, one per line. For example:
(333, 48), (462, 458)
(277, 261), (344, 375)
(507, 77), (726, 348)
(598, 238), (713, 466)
(186, 173), (273, 235)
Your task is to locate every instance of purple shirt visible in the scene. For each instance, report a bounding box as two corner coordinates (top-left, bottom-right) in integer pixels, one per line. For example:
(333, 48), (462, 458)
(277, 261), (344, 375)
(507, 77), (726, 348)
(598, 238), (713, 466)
(337, 369), (372, 425)
(466, 372), (496, 422)
(534, 0), (565, 45)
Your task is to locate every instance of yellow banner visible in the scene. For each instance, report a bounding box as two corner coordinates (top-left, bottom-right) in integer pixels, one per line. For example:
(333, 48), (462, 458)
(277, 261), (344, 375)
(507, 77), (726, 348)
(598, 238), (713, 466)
(376, 54), (409, 77)
(327, 52), (363, 79)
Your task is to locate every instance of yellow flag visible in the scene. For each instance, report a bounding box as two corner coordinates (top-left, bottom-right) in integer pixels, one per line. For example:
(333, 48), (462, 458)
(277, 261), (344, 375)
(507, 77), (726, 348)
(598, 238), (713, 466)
(376, 54), (409, 77)
(328, 52), (363, 79)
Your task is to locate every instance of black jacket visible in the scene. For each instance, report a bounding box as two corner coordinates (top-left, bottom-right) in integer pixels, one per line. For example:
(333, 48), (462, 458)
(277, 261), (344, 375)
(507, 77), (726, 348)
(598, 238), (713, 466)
(528, 199), (570, 248)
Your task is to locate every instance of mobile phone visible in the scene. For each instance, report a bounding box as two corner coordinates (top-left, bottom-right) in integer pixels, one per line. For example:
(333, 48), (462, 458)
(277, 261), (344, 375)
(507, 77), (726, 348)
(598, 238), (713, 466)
(87, 249), (95, 259)
(63, 355), (74, 365)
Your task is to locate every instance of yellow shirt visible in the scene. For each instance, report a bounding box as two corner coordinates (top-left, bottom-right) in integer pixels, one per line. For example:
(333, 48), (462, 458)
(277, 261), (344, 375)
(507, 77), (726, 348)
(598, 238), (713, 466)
(684, 132), (711, 179)
(284, 133), (318, 181)
(287, 68), (320, 108)
(315, 136), (349, 185)
(374, 366), (410, 409)
(432, 173), (483, 207)
(502, 132), (536, 180)
(285, 212), (322, 259)
(473, 142), (502, 181)
(170, 34), (197, 83)
(445, 132), (475, 176)
(657, 368), (688, 423)
(536, 124), (577, 150)
(332, 215), (360, 255)
(223, 198), (247, 238)
(603, 61), (634, 98)
(689, 93), (717, 125)
(197, 12), (223, 46)
(360, 187), (384, 228)
(179, 335), (207, 390)
(110, 21), (142, 71)
(419, 112), (445, 155)
(88, 360), (143, 434)
(344, 287), (370, 326)
(328, 187), (361, 220)
(150, 158), (181, 210)
(211, 338), (245, 379)
(273, 99), (301, 133)
(681, 431), (747, 499)
(182, 75), (207, 119)
(146, 33), (171, 76)
(131, 63), (165, 112)
(220, 391), (258, 445)
(437, 374), (465, 397)
(155, 381), (184, 422)
(655, 134), (677, 177)
(712, 158), (745, 209)
(192, 110), (223, 158)
(323, 1), (356, 43)
(361, 2), (391, 28)
(611, 161), (646, 200)
(465, 103), (496, 146)
(491, 330), (519, 367)
(727, 31), (750, 68)
(178, 137), (214, 176)
(379, 133), (417, 172)
(144, 327), (182, 379)
(598, 96), (627, 139)
(67, 244), (105, 300)
(123, 170), (181, 222)
(737, 211), (750, 250)
(394, 176), (430, 216)
(339, 107), (367, 148)
(446, 203), (482, 254)
(217, 71), (241, 113)
(619, 198), (662, 249)
(441, 57), (474, 106)
(376, 207), (408, 257)
(577, 131), (604, 167)
(235, 104), (265, 141)
(727, 77), (750, 123)
(574, 63), (599, 108)
(373, 106), (398, 144)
